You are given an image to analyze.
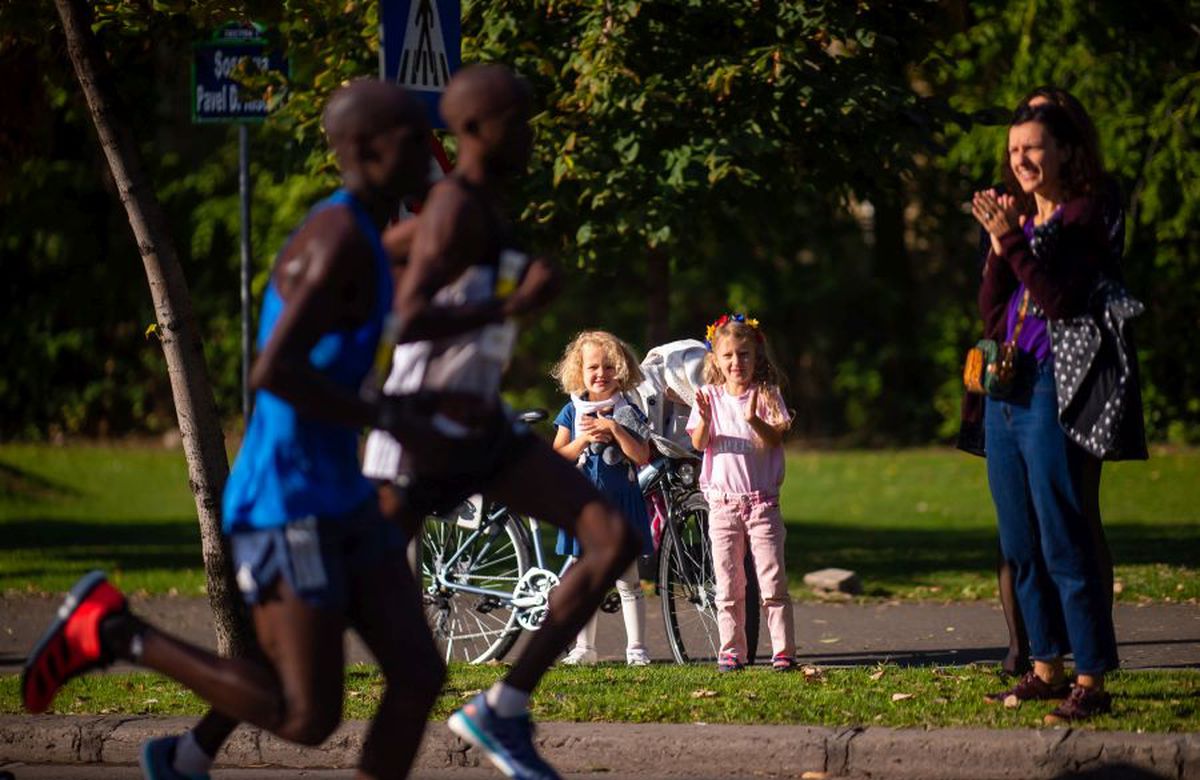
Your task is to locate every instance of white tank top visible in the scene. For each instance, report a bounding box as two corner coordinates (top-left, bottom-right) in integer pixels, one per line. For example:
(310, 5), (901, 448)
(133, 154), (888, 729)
(361, 248), (529, 479)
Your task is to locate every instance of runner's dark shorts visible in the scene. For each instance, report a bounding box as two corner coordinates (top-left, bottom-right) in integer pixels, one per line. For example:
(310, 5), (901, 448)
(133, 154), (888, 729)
(392, 405), (538, 518)
(229, 497), (406, 612)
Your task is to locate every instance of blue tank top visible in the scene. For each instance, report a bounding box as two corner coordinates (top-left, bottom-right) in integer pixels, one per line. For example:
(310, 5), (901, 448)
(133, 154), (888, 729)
(222, 189), (393, 532)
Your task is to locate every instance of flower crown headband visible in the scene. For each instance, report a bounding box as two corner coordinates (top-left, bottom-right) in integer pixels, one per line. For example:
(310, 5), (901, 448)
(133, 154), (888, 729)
(704, 313), (762, 351)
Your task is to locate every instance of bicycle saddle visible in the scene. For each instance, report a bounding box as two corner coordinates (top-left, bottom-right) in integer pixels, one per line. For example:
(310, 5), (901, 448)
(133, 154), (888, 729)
(516, 408), (549, 424)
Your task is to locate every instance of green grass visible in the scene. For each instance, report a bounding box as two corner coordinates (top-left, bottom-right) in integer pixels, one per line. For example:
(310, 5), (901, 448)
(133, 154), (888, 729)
(778, 449), (1200, 602)
(1, 664), (1196, 732)
(0, 444), (205, 595)
(1, 443), (1197, 601)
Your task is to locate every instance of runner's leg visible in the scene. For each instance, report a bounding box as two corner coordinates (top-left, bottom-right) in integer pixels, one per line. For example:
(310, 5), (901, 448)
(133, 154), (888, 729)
(108, 578), (346, 745)
(347, 556), (445, 779)
(483, 438), (637, 694)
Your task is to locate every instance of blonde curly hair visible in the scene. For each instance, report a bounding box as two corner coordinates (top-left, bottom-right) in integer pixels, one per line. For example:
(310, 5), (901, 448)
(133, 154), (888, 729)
(552, 330), (644, 396)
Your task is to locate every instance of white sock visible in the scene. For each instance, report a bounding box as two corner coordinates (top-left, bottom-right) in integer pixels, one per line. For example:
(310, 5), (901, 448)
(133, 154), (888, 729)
(616, 564), (645, 650)
(173, 731), (215, 775)
(485, 682), (530, 718)
(578, 612), (598, 652)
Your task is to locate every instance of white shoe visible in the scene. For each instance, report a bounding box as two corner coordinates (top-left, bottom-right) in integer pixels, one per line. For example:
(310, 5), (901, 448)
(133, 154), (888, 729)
(561, 647), (598, 666)
(626, 647), (651, 666)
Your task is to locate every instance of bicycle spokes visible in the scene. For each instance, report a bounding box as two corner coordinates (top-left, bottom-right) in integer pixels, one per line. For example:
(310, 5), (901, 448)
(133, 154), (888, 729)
(421, 513), (530, 664)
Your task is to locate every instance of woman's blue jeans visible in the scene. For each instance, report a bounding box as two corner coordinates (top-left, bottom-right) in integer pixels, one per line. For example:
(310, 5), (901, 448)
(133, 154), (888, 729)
(984, 362), (1118, 675)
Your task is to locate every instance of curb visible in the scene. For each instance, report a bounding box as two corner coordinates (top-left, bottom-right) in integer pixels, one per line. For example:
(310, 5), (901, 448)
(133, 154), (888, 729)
(1, 716), (1198, 779)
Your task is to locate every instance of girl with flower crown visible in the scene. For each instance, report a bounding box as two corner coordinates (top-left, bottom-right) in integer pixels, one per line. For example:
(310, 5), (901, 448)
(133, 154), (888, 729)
(687, 314), (796, 672)
(551, 331), (655, 666)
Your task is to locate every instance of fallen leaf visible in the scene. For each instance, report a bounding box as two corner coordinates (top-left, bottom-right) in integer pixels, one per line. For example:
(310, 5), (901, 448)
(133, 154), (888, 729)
(801, 666), (825, 681)
(818, 636), (840, 644)
(945, 626), (955, 632)
(869, 669), (886, 681)
(691, 689), (718, 699)
(891, 692), (914, 702)
(801, 772), (829, 779)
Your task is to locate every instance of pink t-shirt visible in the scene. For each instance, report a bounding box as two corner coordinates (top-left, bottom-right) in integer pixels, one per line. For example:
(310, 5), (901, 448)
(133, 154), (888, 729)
(686, 384), (790, 496)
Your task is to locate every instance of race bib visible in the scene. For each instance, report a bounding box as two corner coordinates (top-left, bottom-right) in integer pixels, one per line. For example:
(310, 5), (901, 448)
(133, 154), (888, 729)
(480, 320), (518, 364)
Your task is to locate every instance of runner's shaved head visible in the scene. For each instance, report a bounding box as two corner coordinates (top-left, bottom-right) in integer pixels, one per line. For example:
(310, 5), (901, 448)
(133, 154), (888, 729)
(323, 79), (426, 147)
(440, 64), (531, 132)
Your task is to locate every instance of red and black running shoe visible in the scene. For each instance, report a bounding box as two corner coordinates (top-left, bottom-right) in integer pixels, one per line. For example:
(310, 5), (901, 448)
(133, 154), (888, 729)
(22, 570), (126, 713)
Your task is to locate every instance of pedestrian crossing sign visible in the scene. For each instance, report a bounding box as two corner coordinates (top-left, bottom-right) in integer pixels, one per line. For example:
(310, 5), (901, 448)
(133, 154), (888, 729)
(380, 0), (461, 128)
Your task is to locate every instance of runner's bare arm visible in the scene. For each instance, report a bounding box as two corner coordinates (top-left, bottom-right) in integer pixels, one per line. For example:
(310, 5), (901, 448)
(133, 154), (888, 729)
(382, 216), (419, 269)
(392, 183), (506, 343)
(505, 254), (561, 317)
(393, 181), (562, 343)
(250, 208), (379, 429)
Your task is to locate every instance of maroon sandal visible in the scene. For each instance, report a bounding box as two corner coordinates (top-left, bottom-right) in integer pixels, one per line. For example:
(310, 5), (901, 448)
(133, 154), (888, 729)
(984, 670), (1069, 704)
(1044, 685), (1112, 724)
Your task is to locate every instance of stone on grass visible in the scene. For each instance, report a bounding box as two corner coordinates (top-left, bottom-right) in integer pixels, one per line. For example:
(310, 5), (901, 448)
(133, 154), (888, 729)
(803, 567), (862, 596)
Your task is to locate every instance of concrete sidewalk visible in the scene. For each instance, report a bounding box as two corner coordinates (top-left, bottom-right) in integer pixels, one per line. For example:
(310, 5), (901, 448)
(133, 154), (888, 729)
(3, 595), (1199, 674)
(1, 715), (1198, 779)
(2, 598), (1198, 778)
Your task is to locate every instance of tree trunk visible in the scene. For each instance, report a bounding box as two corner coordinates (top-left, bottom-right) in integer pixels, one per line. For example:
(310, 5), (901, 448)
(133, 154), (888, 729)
(54, 0), (254, 658)
(645, 247), (670, 348)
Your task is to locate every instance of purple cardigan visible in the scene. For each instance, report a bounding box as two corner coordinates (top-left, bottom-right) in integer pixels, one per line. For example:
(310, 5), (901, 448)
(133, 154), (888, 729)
(959, 196), (1113, 455)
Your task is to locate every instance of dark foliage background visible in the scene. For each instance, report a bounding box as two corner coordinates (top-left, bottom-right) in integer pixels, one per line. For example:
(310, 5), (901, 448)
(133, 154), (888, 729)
(1, 0), (1196, 444)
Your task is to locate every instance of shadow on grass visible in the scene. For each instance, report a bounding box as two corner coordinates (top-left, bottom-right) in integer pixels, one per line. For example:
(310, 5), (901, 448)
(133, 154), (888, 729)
(783, 520), (1200, 590)
(0, 461), (81, 501)
(4, 515), (1196, 591)
(0, 518), (203, 577)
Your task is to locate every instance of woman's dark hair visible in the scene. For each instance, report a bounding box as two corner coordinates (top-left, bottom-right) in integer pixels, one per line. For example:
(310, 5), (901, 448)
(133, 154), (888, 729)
(1020, 85), (1102, 162)
(1002, 101), (1104, 210)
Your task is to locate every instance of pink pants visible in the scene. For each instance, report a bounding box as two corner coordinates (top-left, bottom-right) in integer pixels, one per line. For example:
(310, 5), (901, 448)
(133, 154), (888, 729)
(706, 490), (794, 661)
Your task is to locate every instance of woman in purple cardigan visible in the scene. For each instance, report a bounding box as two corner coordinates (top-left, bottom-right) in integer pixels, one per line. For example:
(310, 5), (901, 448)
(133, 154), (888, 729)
(970, 100), (1145, 723)
(962, 87), (1145, 680)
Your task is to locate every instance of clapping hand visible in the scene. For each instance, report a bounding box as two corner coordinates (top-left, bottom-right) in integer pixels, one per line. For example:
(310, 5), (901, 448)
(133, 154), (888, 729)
(743, 386), (760, 423)
(693, 390), (712, 424)
(972, 189), (1021, 253)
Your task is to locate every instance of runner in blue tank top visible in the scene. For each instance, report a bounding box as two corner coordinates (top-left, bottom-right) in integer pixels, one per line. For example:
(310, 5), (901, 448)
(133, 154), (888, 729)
(22, 81), (443, 780)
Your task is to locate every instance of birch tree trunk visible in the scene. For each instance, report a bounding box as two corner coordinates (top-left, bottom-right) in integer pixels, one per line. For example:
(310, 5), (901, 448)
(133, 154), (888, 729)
(54, 0), (254, 657)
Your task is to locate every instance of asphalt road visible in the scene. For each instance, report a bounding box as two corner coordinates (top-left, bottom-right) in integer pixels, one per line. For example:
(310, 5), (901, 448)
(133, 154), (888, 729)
(3, 594), (1198, 674)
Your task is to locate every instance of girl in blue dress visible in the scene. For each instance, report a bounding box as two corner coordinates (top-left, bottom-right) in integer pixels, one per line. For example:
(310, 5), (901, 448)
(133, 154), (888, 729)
(552, 331), (654, 665)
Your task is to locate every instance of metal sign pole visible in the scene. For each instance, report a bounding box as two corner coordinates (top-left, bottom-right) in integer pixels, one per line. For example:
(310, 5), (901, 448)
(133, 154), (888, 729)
(238, 124), (252, 422)
(193, 22), (287, 425)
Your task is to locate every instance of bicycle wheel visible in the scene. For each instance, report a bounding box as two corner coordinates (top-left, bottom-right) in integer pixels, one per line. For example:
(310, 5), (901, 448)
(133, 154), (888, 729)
(421, 509), (530, 664)
(659, 494), (760, 664)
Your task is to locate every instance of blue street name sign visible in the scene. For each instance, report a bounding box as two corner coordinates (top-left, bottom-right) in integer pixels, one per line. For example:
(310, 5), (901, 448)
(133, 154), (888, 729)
(192, 24), (288, 124)
(380, 0), (461, 127)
